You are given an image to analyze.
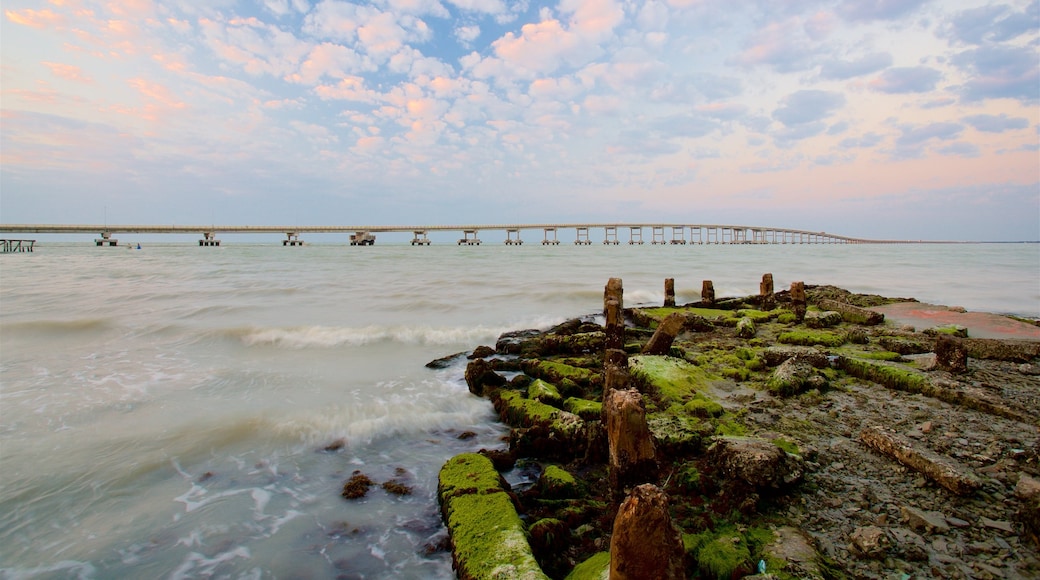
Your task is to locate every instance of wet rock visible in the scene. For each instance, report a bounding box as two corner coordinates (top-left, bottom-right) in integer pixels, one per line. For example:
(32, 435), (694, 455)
(804, 310), (842, 329)
(609, 484), (685, 580)
(762, 346), (830, 368)
(464, 358), (507, 396)
(759, 526), (826, 579)
(704, 436), (804, 490)
(426, 351), (466, 369)
(935, 335), (969, 374)
(467, 345), (496, 359)
(963, 337), (1040, 363)
(900, 505), (950, 534)
(768, 358), (828, 396)
(495, 329), (542, 355)
(737, 317), (757, 339)
(879, 336), (931, 355)
(849, 525), (889, 558)
(816, 298), (885, 325)
(341, 471), (374, 500)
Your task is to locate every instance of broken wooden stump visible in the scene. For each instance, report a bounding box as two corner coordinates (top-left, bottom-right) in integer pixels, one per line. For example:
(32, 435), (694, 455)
(760, 273), (775, 310)
(605, 298), (624, 352)
(609, 484), (685, 580)
(663, 278), (675, 307)
(604, 277), (623, 314)
(860, 425), (981, 496)
(790, 281), (807, 322)
(641, 312), (686, 355)
(605, 388), (657, 495)
(701, 280), (715, 306)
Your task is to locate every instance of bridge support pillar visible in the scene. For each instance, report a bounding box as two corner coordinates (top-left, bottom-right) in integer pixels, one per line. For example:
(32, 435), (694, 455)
(412, 230), (431, 245)
(575, 227), (591, 245)
(95, 232), (119, 247)
(458, 230), (480, 245)
(604, 226), (619, 245)
(283, 232), (304, 246)
(629, 227), (644, 245)
(542, 228), (559, 245)
(199, 232), (221, 246)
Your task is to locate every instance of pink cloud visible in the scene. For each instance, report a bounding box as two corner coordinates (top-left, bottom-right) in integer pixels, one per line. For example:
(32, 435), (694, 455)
(42, 61), (93, 83)
(5, 8), (66, 29)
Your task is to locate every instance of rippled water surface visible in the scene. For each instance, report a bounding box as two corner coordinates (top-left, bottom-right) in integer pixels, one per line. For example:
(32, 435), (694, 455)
(1, 241), (1037, 578)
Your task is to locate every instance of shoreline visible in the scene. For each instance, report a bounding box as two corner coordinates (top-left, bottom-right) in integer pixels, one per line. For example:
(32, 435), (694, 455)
(430, 279), (1040, 579)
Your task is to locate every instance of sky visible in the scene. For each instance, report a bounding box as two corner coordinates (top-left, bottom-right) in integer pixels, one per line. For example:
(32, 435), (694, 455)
(1, 0), (1038, 241)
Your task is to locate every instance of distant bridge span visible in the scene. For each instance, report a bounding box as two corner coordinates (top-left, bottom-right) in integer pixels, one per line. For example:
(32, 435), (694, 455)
(0, 223), (915, 246)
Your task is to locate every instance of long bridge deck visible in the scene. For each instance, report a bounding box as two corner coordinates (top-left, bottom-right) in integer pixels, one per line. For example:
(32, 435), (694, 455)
(0, 223), (915, 246)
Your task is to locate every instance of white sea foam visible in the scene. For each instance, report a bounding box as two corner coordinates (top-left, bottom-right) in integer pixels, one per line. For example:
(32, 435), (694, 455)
(235, 324), (509, 348)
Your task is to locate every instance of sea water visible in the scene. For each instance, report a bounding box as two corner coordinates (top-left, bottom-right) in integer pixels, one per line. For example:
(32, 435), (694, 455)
(1, 241), (1037, 579)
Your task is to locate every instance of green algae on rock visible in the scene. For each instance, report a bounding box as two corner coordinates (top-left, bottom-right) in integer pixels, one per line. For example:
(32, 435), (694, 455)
(438, 453), (549, 580)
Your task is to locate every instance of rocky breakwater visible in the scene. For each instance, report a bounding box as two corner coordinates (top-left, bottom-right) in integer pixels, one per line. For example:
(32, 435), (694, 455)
(433, 275), (1040, 579)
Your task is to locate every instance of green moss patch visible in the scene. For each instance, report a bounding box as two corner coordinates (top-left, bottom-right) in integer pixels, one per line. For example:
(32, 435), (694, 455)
(564, 551), (609, 580)
(687, 528), (752, 580)
(563, 397), (602, 420)
(539, 465), (581, 499)
(522, 360), (600, 389)
(778, 330), (845, 347)
(528, 379), (563, 406)
(438, 453), (549, 580)
(496, 390), (562, 427)
(630, 355), (716, 405)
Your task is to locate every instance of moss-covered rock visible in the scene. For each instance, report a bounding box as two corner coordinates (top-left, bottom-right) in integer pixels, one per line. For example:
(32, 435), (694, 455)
(630, 355), (716, 405)
(521, 359), (601, 391)
(528, 379), (563, 406)
(437, 453), (549, 580)
(736, 317), (757, 338)
(777, 330), (845, 347)
(538, 465), (581, 499)
(494, 390), (590, 458)
(647, 414), (714, 456)
(564, 551), (609, 580)
(563, 397), (602, 421)
(687, 528), (752, 580)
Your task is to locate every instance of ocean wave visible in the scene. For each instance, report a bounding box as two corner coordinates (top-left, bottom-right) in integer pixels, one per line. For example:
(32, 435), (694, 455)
(2, 318), (112, 336)
(225, 324), (513, 348)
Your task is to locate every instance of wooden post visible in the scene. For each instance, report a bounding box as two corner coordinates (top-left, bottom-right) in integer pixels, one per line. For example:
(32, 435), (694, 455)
(790, 281), (806, 322)
(605, 389), (657, 497)
(663, 278), (675, 307)
(609, 484), (685, 580)
(701, 280), (715, 306)
(604, 277), (624, 313)
(605, 299), (625, 352)
(641, 312), (686, 355)
(760, 273), (775, 310)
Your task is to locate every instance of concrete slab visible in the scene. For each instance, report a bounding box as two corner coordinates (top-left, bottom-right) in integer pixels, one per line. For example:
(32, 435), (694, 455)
(870, 302), (1040, 341)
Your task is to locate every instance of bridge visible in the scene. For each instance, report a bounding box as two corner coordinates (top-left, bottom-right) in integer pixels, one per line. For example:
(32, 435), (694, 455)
(0, 223), (906, 247)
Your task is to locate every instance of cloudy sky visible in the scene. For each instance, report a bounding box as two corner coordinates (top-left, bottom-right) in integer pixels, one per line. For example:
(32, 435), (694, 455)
(2, 0), (1038, 240)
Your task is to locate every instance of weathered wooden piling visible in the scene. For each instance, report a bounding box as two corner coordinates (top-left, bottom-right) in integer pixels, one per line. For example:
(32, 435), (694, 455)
(701, 280), (715, 306)
(608, 484), (685, 580)
(641, 312), (686, 355)
(860, 425), (981, 496)
(663, 278), (675, 307)
(790, 281), (807, 322)
(605, 299), (625, 352)
(604, 277), (624, 313)
(760, 273), (775, 310)
(605, 389), (657, 496)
